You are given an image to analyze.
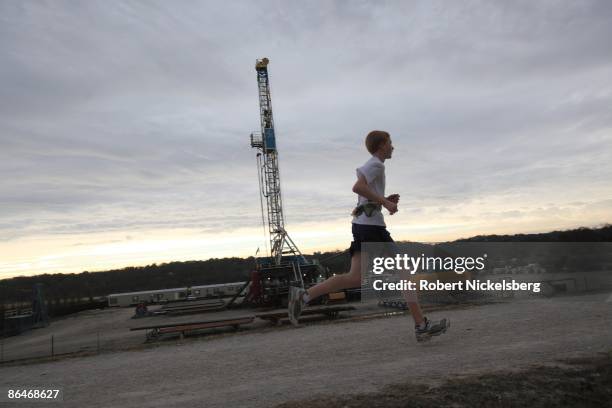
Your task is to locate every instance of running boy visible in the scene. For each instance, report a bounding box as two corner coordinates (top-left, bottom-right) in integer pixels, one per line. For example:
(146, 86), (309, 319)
(288, 130), (449, 342)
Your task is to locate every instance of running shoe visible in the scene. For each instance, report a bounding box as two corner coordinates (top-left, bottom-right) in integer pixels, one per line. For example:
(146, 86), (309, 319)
(288, 286), (306, 326)
(415, 317), (450, 342)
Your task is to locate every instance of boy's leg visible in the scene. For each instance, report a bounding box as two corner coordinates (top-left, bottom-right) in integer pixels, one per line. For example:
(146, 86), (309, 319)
(399, 269), (450, 341)
(389, 239), (449, 341)
(402, 275), (425, 325)
(288, 252), (361, 326)
(306, 252), (361, 300)
(399, 270), (449, 341)
(391, 240), (424, 326)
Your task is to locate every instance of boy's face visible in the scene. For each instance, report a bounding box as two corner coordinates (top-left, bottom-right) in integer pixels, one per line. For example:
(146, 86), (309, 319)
(380, 137), (394, 159)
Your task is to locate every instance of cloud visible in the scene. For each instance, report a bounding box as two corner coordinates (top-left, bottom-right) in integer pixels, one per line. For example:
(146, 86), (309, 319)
(0, 1), (611, 275)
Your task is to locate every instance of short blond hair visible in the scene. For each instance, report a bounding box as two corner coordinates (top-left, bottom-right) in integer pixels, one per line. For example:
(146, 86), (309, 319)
(365, 130), (390, 154)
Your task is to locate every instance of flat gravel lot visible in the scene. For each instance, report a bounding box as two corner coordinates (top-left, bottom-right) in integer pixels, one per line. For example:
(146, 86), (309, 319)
(1, 292), (610, 407)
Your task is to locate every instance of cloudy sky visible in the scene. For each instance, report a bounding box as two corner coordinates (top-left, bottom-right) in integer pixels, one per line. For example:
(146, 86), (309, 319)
(1, 1), (611, 279)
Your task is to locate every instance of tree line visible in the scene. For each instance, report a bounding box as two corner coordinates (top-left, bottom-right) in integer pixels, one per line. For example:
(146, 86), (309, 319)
(1, 225), (610, 305)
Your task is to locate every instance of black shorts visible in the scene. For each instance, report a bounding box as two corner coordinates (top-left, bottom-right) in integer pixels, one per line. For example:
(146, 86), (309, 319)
(349, 223), (394, 256)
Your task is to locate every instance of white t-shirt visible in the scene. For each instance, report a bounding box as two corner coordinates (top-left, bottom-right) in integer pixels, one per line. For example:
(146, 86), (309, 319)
(352, 155), (386, 226)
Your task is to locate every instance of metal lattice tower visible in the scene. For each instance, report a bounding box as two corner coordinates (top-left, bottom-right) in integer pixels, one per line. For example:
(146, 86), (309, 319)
(250, 57), (302, 267)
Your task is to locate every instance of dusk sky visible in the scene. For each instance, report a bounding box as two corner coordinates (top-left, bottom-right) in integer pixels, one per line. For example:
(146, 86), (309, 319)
(1, 1), (611, 279)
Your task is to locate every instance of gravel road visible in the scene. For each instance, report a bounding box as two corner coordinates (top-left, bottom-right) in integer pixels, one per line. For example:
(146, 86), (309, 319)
(1, 292), (610, 407)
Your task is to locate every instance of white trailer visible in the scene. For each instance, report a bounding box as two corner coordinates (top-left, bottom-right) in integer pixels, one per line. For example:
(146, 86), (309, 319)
(107, 282), (247, 307)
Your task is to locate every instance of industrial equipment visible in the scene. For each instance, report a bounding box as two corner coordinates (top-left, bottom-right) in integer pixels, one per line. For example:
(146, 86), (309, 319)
(246, 58), (327, 306)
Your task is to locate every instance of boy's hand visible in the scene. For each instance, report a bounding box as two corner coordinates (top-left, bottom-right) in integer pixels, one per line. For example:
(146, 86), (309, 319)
(387, 194), (400, 204)
(383, 199), (398, 215)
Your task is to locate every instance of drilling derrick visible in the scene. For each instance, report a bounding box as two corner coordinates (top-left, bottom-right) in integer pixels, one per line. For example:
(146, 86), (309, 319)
(247, 58), (327, 306)
(250, 57), (301, 265)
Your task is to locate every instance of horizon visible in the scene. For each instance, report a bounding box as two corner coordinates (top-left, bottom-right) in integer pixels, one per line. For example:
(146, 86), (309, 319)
(2, 222), (609, 280)
(2, 2), (612, 280)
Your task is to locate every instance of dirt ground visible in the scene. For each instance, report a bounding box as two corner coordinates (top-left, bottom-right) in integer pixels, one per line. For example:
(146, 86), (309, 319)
(0, 298), (384, 362)
(0, 291), (610, 407)
(276, 354), (612, 408)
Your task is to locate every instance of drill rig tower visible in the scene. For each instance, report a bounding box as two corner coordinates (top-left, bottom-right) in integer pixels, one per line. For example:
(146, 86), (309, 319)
(248, 58), (326, 305)
(250, 57), (301, 266)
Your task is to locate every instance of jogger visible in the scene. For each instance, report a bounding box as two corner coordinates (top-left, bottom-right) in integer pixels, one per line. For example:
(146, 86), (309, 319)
(288, 130), (449, 342)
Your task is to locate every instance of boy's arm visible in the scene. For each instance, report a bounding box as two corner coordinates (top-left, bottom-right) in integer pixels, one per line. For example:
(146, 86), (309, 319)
(352, 175), (398, 214)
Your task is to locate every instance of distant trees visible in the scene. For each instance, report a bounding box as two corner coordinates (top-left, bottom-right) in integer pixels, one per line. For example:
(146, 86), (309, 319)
(1, 225), (611, 305)
(455, 225), (612, 242)
(0, 257), (257, 304)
